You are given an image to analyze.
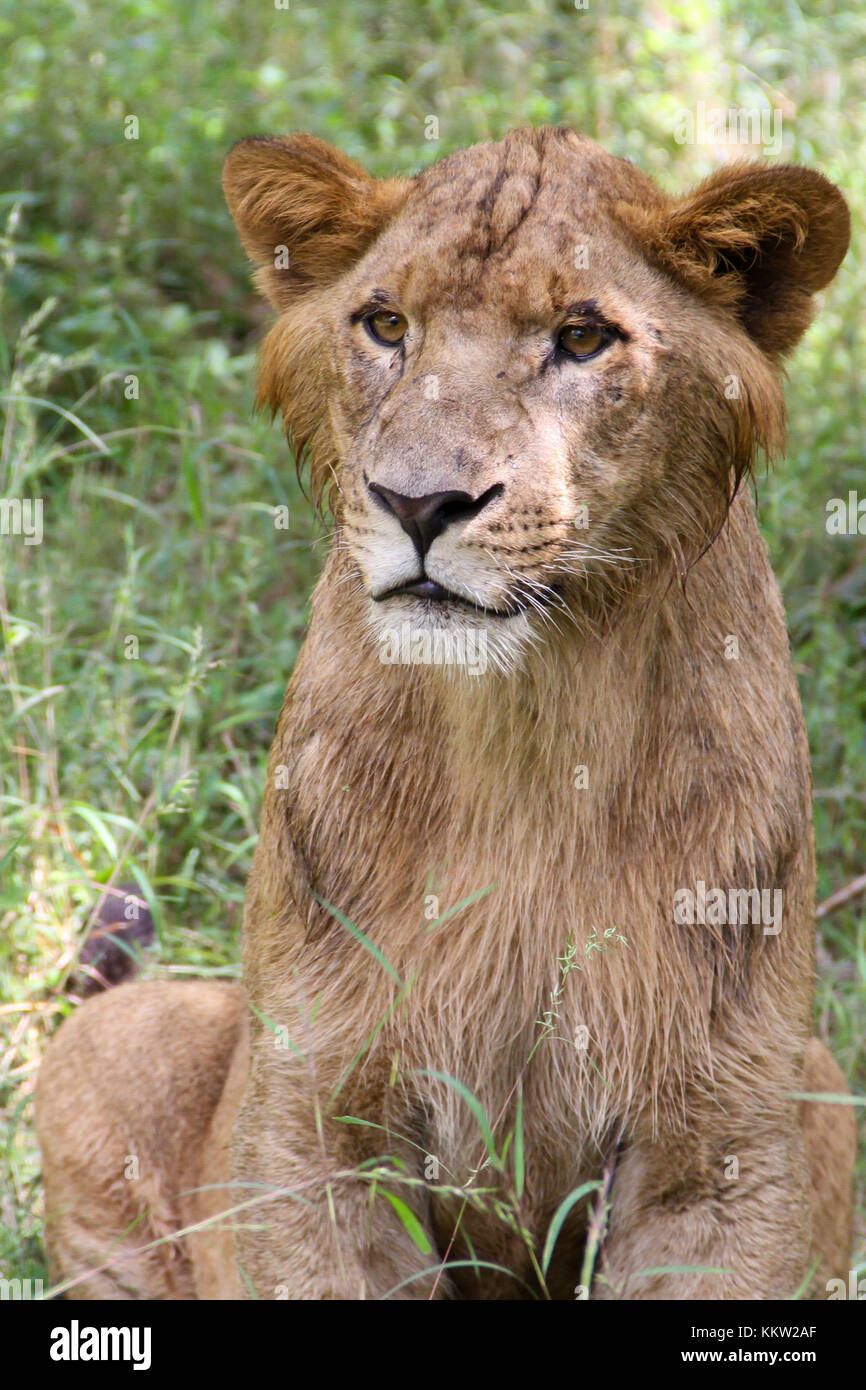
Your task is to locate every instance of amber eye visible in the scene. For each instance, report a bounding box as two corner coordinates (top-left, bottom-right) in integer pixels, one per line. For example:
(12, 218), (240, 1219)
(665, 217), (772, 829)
(366, 309), (408, 346)
(557, 323), (607, 360)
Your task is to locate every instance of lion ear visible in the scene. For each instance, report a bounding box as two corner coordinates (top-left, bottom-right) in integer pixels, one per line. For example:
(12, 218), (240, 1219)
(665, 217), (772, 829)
(222, 133), (410, 310)
(624, 162), (850, 358)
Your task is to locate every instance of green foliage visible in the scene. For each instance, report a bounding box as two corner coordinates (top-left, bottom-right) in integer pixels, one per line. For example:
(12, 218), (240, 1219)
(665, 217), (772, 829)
(0, 0), (863, 1291)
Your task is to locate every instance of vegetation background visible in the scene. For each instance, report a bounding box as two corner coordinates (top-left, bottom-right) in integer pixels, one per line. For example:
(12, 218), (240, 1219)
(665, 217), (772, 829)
(0, 0), (863, 1290)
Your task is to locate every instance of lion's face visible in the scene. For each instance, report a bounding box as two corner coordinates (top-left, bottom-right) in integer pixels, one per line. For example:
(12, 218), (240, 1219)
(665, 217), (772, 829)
(327, 155), (706, 670)
(224, 128), (848, 673)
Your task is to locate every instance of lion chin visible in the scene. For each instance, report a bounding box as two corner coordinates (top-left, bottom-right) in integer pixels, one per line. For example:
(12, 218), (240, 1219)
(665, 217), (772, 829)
(363, 591), (536, 679)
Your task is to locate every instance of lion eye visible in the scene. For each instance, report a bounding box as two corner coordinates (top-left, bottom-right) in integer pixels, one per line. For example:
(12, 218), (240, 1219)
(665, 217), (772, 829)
(557, 323), (607, 360)
(366, 309), (408, 346)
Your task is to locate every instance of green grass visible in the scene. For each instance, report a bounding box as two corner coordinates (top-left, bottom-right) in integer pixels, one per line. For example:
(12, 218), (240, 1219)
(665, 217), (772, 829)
(1, 0), (864, 1293)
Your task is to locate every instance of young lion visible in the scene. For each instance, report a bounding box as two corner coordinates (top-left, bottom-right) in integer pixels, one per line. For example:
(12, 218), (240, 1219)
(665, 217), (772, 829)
(37, 127), (855, 1300)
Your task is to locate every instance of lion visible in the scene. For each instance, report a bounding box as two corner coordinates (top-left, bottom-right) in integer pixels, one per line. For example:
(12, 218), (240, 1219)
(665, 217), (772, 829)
(36, 126), (856, 1300)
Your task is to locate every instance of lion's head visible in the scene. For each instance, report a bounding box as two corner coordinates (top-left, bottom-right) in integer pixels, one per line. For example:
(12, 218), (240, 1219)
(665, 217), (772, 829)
(224, 127), (848, 674)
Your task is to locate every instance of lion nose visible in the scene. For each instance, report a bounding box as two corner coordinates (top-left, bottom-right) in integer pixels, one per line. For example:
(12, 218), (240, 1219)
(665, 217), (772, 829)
(367, 481), (503, 558)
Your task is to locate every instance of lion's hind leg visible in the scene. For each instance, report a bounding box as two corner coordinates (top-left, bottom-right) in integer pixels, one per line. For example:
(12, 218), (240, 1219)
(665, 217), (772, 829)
(799, 1036), (857, 1292)
(36, 980), (245, 1299)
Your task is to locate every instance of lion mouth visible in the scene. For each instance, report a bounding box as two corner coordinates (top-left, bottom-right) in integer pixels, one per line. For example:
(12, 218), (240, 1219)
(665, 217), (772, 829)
(372, 576), (520, 619)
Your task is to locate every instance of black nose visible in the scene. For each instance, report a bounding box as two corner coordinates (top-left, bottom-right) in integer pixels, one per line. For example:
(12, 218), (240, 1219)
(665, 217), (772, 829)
(368, 481), (503, 558)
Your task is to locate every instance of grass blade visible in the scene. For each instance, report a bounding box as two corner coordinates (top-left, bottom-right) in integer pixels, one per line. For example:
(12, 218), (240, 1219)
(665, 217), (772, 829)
(541, 1181), (599, 1275)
